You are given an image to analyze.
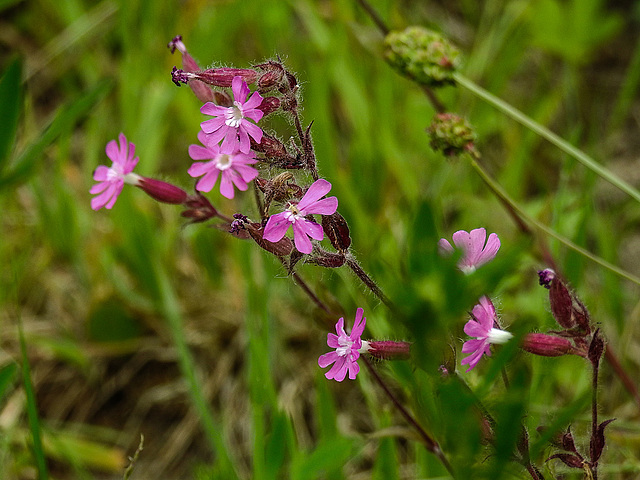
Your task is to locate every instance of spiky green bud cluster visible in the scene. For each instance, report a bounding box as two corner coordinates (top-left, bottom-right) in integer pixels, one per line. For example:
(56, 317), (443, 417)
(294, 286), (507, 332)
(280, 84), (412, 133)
(384, 26), (461, 87)
(427, 113), (478, 159)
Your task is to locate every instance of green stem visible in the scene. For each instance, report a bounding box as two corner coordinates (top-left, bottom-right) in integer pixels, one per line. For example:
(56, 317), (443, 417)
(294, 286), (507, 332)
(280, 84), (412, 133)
(155, 266), (238, 478)
(469, 158), (640, 286)
(454, 72), (640, 205)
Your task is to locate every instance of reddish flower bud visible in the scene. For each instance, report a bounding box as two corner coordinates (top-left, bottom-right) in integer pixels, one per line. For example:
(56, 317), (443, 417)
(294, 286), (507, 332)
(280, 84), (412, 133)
(257, 96), (281, 116)
(305, 250), (346, 268)
(364, 340), (411, 360)
(246, 222), (293, 257)
(181, 193), (218, 223)
(190, 68), (258, 87)
(548, 275), (575, 329)
(321, 212), (351, 252)
(255, 61), (286, 91)
(136, 177), (187, 204)
(167, 35), (213, 103)
(521, 333), (578, 357)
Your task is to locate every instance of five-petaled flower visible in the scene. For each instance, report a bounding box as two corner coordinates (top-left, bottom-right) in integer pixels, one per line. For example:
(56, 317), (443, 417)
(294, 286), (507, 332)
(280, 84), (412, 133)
(188, 131), (259, 199)
(461, 296), (512, 371)
(90, 133), (140, 210)
(318, 308), (367, 381)
(262, 178), (338, 254)
(438, 227), (500, 274)
(200, 76), (264, 154)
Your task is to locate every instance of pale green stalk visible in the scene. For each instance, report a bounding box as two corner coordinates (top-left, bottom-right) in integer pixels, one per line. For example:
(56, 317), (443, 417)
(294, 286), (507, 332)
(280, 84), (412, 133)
(454, 72), (640, 205)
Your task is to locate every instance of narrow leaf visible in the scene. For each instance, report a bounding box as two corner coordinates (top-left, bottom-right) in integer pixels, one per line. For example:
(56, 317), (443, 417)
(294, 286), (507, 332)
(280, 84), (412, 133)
(0, 57), (22, 173)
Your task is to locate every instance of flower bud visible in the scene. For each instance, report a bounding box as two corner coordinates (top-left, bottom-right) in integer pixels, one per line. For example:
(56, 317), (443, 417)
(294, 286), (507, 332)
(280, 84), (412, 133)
(247, 222), (293, 257)
(321, 212), (351, 252)
(167, 35), (213, 103)
(257, 96), (281, 116)
(384, 26), (461, 87)
(255, 61), (286, 91)
(181, 193), (218, 223)
(175, 67), (258, 88)
(305, 250), (346, 268)
(521, 333), (577, 357)
(427, 113), (478, 158)
(136, 177), (187, 204)
(362, 340), (411, 361)
(548, 274), (575, 329)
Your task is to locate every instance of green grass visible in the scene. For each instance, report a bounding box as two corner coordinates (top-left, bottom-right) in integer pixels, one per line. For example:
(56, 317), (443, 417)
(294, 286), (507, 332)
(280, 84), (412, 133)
(1, 0), (640, 478)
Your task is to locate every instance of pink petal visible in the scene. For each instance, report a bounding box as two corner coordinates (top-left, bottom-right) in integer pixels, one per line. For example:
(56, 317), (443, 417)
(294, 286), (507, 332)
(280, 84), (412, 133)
(241, 121), (263, 143)
(200, 102), (228, 116)
(105, 139), (119, 163)
(326, 332), (340, 349)
(438, 238), (454, 255)
(234, 164), (259, 183)
(189, 145), (216, 161)
(236, 127), (251, 154)
(298, 179), (332, 210)
(467, 228), (488, 264)
(291, 222), (313, 254)
(188, 160), (215, 178)
(219, 172), (236, 199)
(201, 127), (227, 146)
(301, 196), (338, 216)
(232, 76), (250, 103)
(194, 169), (221, 193)
(318, 351), (339, 368)
(463, 320), (486, 338)
(243, 91), (264, 112)
(461, 338), (484, 354)
(326, 356), (349, 381)
(350, 308), (366, 339)
(477, 233), (500, 266)
(296, 218), (324, 241)
(220, 132), (240, 154)
(201, 116), (226, 134)
(347, 358), (360, 380)
(92, 165), (110, 182)
(263, 212), (292, 242)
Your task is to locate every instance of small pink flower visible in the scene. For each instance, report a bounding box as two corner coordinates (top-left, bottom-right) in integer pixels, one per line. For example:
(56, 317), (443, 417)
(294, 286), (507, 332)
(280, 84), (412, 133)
(90, 133), (140, 210)
(318, 308), (367, 381)
(461, 296), (512, 372)
(188, 131), (259, 199)
(200, 76), (264, 154)
(438, 227), (500, 274)
(262, 179), (338, 254)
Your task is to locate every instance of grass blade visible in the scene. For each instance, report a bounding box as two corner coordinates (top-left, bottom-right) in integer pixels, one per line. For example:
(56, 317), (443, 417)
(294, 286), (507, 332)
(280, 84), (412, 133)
(18, 317), (49, 479)
(0, 57), (22, 174)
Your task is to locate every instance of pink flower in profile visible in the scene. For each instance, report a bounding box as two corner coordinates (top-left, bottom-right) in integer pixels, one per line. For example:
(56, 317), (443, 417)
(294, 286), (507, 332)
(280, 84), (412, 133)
(90, 133), (140, 210)
(188, 131), (259, 199)
(200, 76), (264, 154)
(461, 296), (512, 372)
(263, 179), (338, 254)
(318, 308), (367, 381)
(438, 227), (500, 274)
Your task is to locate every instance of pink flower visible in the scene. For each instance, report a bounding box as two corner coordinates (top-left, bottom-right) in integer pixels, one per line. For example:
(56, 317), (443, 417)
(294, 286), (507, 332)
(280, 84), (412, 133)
(90, 133), (140, 210)
(461, 296), (512, 372)
(318, 308), (367, 381)
(438, 227), (500, 274)
(200, 76), (264, 154)
(188, 131), (259, 199)
(262, 179), (338, 254)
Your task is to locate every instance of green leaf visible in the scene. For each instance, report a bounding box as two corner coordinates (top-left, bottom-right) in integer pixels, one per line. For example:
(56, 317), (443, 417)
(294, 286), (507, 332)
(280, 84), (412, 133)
(0, 79), (112, 190)
(0, 57), (22, 174)
(0, 362), (17, 401)
(19, 320), (49, 479)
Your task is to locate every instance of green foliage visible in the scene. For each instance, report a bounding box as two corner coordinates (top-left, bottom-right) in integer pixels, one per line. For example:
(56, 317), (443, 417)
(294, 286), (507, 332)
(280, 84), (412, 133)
(2, 0), (640, 478)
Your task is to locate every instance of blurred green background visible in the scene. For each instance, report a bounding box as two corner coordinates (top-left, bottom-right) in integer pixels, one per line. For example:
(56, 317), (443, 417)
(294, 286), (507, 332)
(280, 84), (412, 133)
(2, 0), (640, 478)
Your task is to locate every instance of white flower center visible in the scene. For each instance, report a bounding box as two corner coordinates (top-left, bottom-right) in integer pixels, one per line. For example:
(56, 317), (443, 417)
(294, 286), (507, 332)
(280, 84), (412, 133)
(336, 338), (354, 357)
(487, 328), (513, 345)
(216, 154), (232, 171)
(225, 103), (243, 128)
(284, 203), (301, 223)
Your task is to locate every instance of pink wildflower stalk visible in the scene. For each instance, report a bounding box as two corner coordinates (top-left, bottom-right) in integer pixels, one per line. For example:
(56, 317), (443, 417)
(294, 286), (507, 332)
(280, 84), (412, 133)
(318, 308), (367, 381)
(200, 76), (264, 154)
(90, 133), (140, 210)
(438, 227), (500, 274)
(461, 296), (512, 372)
(188, 131), (259, 199)
(262, 178), (338, 254)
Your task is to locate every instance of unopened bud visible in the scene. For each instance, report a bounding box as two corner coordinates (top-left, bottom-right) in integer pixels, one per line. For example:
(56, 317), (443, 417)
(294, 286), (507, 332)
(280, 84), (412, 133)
(384, 26), (461, 87)
(136, 177), (187, 204)
(167, 35), (213, 103)
(427, 113), (478, 158)
(362, 340), (411, 361)
(321, 212), (351, 252)
(305, 250), (346, 268)
(246, 222), (293, 257)
(256, 96), (280, 116)
(181, 193), (218, 223)
(522, 333), (577, 357)
(255, 61), (286, 91)
(548, 275), (575, 329)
